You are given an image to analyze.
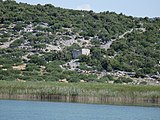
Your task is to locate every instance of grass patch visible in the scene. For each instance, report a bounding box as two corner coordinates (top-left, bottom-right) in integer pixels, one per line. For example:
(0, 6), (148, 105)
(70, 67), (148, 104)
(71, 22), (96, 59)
(0, 80), (160, 98)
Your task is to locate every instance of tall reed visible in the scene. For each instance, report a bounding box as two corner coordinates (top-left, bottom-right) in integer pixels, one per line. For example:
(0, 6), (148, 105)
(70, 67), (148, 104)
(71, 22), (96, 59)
(0, 81), (160, 106)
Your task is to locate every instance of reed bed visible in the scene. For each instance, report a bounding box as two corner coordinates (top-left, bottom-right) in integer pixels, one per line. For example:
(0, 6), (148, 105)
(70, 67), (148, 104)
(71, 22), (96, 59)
(0, 81), (160, 106)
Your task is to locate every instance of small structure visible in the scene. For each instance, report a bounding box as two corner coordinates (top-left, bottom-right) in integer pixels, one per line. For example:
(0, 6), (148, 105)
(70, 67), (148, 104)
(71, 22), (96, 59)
(72, 48), (90, 59)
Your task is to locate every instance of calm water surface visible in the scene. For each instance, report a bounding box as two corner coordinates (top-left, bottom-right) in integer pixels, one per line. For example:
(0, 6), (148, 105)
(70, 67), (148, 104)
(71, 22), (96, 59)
(0, 100), (160, 120)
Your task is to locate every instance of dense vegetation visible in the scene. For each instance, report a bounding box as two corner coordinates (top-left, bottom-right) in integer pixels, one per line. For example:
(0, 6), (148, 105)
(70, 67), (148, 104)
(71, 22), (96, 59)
(0, 81), (160, 105)
(0, 0), (160, 83)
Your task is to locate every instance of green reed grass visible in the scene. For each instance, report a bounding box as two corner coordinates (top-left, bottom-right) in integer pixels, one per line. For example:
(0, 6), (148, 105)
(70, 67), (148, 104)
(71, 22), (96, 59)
(0, 80), (160, 98)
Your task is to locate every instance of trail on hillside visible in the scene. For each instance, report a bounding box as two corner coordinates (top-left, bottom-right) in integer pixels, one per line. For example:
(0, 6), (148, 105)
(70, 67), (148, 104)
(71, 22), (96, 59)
(0, 35), (23, 49)
(100, 28), (145, 50)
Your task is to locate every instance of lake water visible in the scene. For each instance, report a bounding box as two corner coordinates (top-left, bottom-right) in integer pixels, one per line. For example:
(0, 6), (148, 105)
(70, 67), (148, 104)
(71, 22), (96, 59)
(0, 100), (160, 120)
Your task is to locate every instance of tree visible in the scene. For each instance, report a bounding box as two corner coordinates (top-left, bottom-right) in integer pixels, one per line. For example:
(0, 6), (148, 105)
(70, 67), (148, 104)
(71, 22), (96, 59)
(14, 23), (23, 31)
(29, 55), (46, 65)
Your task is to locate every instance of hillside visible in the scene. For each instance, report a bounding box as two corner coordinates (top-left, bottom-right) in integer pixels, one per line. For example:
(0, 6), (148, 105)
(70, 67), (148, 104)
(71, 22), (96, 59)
(0, 0), (160, 85)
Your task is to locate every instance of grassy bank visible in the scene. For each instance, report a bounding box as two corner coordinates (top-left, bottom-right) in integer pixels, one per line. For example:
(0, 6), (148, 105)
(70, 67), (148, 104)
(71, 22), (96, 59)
(0, 81), (160, 106)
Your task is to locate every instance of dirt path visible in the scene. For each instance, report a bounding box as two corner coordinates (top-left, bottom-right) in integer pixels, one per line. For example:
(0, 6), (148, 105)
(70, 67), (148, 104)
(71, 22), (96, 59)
(0, 35), (23, 49)
(100, 28), (145, 50)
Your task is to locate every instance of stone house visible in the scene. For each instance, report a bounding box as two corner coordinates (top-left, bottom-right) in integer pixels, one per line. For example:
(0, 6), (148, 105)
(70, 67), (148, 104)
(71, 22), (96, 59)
(72, 49), (90, 59)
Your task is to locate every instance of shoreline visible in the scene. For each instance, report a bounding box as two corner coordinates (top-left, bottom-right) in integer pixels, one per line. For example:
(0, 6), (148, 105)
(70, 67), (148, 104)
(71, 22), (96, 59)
(0, 81), (160, 107)
(0, 94), (160, 107)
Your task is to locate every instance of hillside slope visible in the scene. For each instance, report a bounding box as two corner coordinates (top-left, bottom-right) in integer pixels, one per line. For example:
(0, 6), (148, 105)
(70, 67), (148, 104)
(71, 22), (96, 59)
(0, 0), (160, 85)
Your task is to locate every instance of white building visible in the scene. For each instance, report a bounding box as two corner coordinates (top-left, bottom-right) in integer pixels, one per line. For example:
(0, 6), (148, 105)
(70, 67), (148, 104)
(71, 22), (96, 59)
(72, 49), (90, 59)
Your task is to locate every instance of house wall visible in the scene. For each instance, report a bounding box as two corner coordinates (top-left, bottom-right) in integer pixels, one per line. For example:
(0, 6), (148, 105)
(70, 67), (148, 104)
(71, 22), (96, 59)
(72, 50), (82, 59)
(72, 49), (90, 59)
(82, 49), (90, 56)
